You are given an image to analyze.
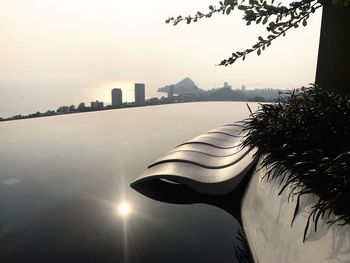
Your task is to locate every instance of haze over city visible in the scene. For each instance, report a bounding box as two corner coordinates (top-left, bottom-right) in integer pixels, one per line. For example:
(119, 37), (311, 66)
(0, 0), (322, 117)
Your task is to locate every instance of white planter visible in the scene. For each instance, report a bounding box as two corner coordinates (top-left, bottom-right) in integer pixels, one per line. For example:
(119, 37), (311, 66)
(242, 162), (350, 263)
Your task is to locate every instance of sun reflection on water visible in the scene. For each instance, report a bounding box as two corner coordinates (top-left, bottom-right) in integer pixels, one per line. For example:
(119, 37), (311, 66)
(116, 201), (132, 217)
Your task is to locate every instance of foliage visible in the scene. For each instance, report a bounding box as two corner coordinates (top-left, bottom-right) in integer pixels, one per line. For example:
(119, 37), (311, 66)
(167, 0), (349, 66)
(234, 228), (253, 263)
(241, 85), (350, 241)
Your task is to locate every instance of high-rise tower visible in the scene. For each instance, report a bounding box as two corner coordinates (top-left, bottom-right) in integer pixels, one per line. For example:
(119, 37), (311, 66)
(135, 83), (145, 106)
(111, 88), (123, 107)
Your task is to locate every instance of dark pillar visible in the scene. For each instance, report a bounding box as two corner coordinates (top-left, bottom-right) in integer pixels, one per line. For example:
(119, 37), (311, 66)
(315, 3), (350, 94)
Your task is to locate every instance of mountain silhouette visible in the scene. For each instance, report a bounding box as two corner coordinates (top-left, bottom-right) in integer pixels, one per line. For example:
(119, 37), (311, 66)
(158, 77), (203, 94)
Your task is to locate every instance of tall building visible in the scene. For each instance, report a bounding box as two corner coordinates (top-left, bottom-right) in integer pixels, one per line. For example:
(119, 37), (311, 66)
(168, 85), (174, 99)
(135, 83), (145, 106)
(111, 88), (123, 107)
(242, 85), (246, 91)
(91, 100), (104, 109)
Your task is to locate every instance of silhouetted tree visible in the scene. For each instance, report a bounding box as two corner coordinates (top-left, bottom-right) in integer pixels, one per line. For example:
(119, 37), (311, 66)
(69, 105), (76, 112)
(57, 106), (69, 113)
(168, 0), (349, 93)
(77, 102), (86, 110)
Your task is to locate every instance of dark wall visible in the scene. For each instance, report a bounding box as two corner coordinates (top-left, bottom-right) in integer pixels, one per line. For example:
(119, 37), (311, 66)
(315, 3), (350, 94)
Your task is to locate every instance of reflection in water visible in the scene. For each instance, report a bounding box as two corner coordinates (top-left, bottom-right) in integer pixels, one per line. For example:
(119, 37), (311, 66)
(131, 167), (256, 263)
(115, 199), (132, 263)
(0, 102), (260, 262)
(131, 170), (251, 223)
(117, 201), (132, 217)
(234, 229), (254, 263)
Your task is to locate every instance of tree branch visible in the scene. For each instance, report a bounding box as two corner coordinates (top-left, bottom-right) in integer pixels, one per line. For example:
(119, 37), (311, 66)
(167, 0), (324, 65)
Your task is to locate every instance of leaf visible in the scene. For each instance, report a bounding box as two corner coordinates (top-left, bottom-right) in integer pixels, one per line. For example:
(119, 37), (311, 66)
(303, 214), (312, 242)
(238, 5), (248, 10)
(262, 16), (268, 25)
(302, 19), (307, 26)
(257, 48), (261, 56)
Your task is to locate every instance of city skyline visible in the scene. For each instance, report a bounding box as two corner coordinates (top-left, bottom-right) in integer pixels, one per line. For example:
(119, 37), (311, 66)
(0, 78), (282, 118)
(1, 81), (289, 121)
(0, 0), (322, 117)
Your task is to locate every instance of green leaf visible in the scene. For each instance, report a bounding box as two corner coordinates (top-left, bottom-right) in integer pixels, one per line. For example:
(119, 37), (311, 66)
(256, 17), (262, 24)
(238, 5), (248, 10)
(257, 48), (261, 56)
(262, 16), (268, 25)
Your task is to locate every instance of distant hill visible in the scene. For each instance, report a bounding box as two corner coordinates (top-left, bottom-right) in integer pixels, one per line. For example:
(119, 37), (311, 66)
(158, 78), (203, 94)
(206, 87), (245, 101)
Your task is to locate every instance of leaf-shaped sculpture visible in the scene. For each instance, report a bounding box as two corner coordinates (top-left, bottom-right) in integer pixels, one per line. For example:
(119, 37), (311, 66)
(131, 123), (257, 195)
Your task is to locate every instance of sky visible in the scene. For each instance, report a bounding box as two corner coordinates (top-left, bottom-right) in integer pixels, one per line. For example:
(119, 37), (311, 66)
(0, 0), (322, 117)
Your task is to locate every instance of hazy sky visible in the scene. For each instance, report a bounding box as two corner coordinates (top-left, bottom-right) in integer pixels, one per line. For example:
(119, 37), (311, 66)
(0, 0), (322, 117)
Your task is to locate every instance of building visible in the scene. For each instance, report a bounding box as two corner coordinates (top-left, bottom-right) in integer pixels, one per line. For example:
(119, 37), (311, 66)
(168, 85), (174, 99)
(242, 85), (246, 91)
(91, 100), (104, 109)
(135, 83), (145, 106)
(111, 88), (123, 107)
(224, 82), (232, 89)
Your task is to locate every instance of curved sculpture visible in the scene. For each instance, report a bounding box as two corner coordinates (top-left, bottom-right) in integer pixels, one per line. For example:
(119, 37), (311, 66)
(208, 125), (244, 133)
(168, 144), (245, 157)
(131, 123), (257, 195)
(149, 146), (251, 169)
(177, 133), (242, 149)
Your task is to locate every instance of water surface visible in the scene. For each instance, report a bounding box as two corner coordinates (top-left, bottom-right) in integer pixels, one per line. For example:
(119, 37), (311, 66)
(0, 102), (257, 262)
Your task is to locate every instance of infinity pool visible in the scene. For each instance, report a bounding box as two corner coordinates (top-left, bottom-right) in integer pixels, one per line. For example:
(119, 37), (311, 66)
(0, 102), (257, 262)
